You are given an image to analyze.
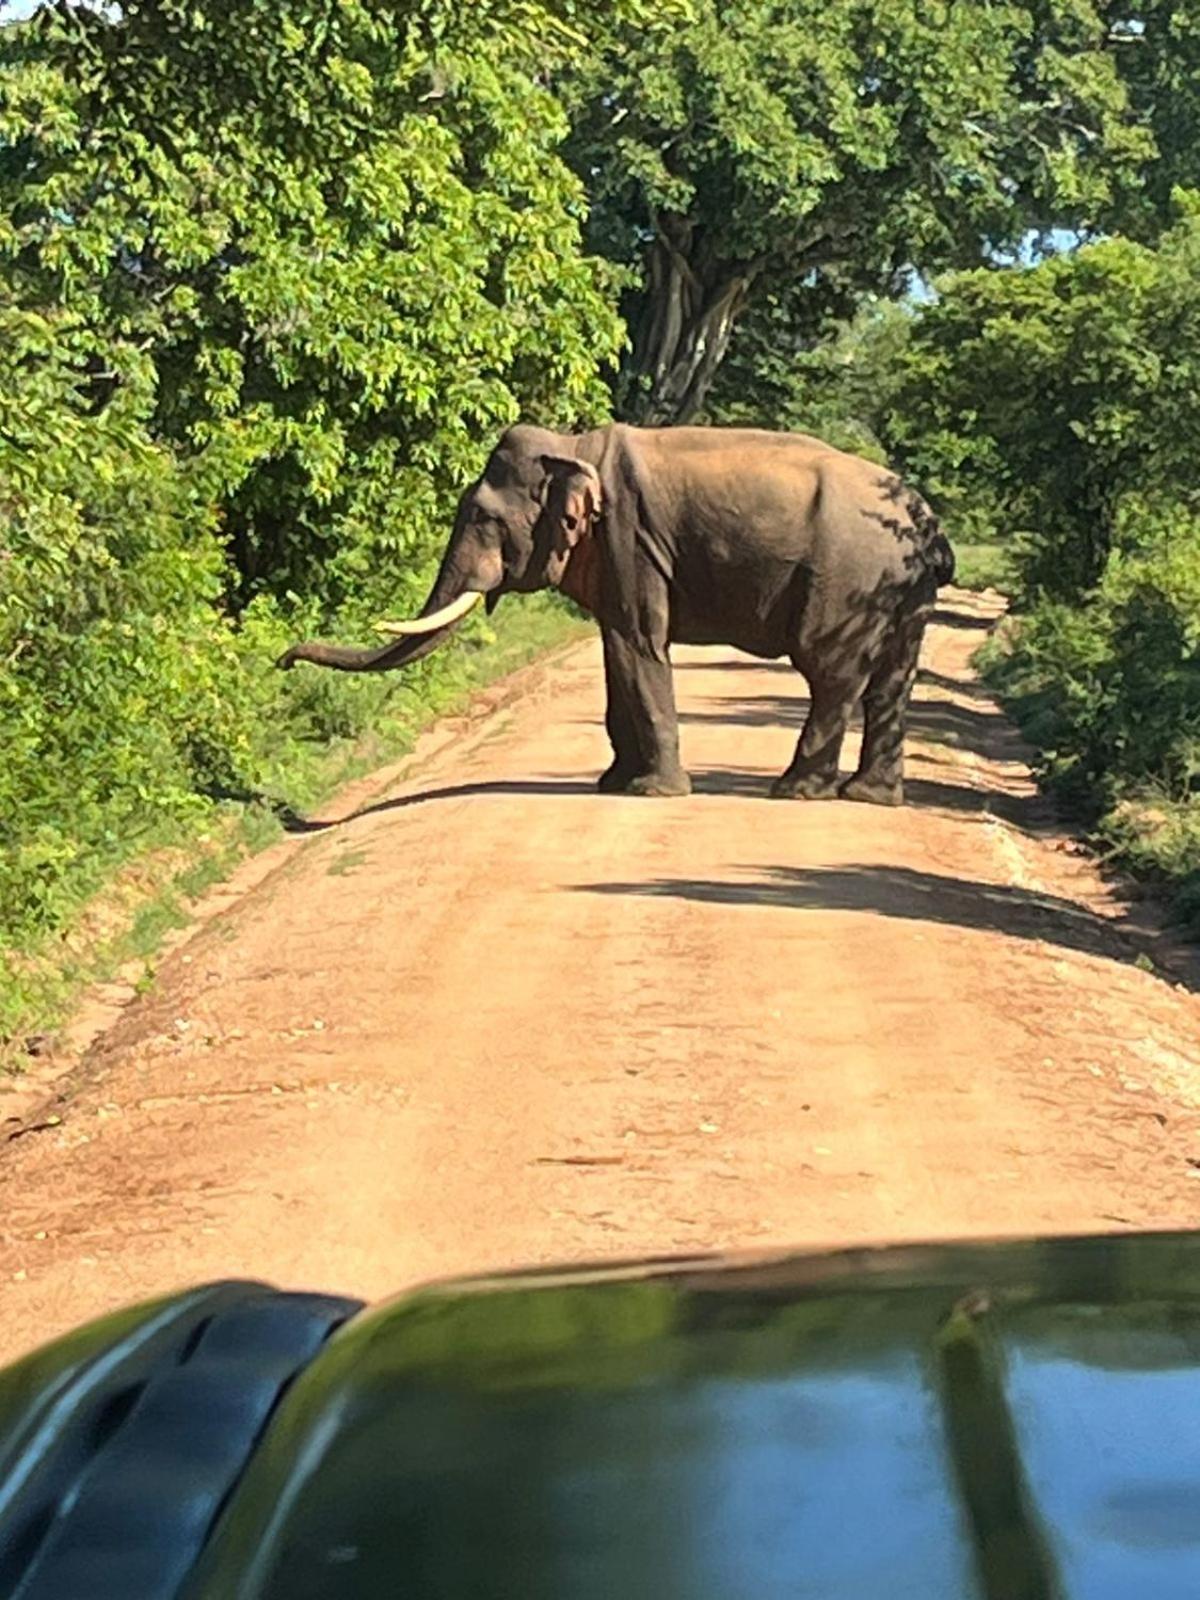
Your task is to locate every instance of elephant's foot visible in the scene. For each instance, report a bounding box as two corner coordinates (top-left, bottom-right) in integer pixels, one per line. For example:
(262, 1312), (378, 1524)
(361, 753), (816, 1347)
(770, 771), (841, 801)
(597, 761), (639, 794)
(626, 768), (692, 798)
(839, 773), (904, 807)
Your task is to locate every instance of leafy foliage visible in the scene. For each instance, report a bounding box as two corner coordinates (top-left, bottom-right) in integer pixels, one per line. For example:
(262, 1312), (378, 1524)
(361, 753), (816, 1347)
(2, 0), (627, 609)
(706, 191), (1200, 924)
(0, 295), (237, 945)
(706, 297), (911, 460)
(881, 206), (1200, 599)
(987, 520), (1200, 810)
(1108, 3), (1200, 239)
(879, 204), (1200, 923)
(562, 0), (1154, 421)
(0, 0), (624, 1001)
(981, 514), (1200, 926)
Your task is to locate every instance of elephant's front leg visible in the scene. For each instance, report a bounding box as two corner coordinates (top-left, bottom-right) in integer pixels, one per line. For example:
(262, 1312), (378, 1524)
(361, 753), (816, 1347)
(599, 627), (691, 797)
(597, 629), (643, 793)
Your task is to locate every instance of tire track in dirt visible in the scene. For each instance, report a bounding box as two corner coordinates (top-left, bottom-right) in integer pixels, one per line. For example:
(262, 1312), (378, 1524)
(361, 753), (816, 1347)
(1, 589), (1199, 1362)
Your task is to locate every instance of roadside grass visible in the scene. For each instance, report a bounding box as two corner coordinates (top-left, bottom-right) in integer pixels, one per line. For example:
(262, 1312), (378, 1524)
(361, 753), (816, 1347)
(1100, 797), (1200, 927)
(1, 596), (587, 1072)
(953, 540), (1011, 592)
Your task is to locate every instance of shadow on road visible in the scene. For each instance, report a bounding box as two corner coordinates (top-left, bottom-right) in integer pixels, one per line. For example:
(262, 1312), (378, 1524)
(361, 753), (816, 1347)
(680, 689), (1008, 760)
(673, 657), (796, 674)
(903, 775), (1043, 828)
(282, 779), (596, 833)
(283, 763), (1039, 833)
(576, 863), (1136, 966)
(918, 667), (993, 703)
(685, 766), (1023, 819)
(933, 609), (996, 633)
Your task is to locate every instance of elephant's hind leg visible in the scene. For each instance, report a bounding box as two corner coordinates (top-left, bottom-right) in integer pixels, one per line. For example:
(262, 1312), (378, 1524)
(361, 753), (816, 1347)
(770, 669), (867, 800)
(840, 608), (928, 806)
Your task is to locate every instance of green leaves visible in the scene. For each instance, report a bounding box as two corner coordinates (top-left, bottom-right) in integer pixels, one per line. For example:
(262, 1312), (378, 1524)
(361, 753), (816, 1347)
(753, 190), (1200, 923)
(874, 204), (1200, 600)
(0, 0), (626, 967)
(3, 0), (625, 604)
(708, 180), (1200, 911)
(563, 0), (1157, 420)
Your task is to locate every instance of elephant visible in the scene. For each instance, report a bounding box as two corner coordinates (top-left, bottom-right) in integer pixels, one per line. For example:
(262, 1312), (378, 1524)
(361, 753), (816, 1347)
(278, 423), (955, 805)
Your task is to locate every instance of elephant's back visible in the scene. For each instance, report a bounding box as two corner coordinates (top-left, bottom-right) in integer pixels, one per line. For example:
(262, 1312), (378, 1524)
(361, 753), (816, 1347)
(811, 454), (943, 582)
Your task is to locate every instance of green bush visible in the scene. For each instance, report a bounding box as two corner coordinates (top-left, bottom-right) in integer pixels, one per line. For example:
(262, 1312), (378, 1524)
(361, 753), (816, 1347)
(949, 544), (1010, 593)
(983, 514), (1200, 921)
(0, 0), (625, 1039)
(990, 518), (1200, 803)
(0, 302), (234, 938)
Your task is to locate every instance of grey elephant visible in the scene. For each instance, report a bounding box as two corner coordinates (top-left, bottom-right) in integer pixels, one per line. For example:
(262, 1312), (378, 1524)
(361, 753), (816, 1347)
(278, 424), (955, 805)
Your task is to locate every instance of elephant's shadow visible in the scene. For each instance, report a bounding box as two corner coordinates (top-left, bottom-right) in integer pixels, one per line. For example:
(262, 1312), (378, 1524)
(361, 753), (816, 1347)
(677, 669), (1015, 762)
(281, 764), (1036, 833)
(278, 779), (594, 834)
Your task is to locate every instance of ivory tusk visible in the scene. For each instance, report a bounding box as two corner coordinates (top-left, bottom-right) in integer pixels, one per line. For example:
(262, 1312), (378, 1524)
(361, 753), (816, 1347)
(374, 591), (484, 636)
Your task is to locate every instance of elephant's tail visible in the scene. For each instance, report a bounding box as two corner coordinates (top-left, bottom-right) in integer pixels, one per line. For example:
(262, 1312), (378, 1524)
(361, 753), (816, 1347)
(927, 527), (956, 587)
(901, 483), (955, 586)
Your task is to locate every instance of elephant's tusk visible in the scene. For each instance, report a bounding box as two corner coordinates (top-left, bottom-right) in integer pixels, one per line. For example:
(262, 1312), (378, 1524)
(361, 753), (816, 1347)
(374, 592), (484, 636)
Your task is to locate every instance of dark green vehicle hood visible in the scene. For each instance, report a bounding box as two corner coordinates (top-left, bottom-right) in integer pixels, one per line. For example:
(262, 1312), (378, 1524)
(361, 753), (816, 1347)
(4, 1231), (1200, 1597)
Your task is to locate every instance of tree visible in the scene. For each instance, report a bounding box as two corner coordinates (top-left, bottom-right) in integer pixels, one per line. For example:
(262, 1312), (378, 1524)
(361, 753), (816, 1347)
(561, 0), (1153, 424)
(0, 290), (246, 947)
(0, 0), (641, 612)
(880, 197), (1200, 600)
(0, 0), (671, 972)
(1106, 2), (1200, 239)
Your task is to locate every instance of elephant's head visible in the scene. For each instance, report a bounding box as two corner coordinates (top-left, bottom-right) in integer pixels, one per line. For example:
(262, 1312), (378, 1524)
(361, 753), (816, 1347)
(277, 425), (603, 673)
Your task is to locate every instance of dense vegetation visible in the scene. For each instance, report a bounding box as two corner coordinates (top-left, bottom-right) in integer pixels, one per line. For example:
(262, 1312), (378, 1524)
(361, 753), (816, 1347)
(4, 0), (1200, 1050)
(912, 210), (1200, 925)
(562, 0), (1155, 423)
(0, 0), (649, 1042)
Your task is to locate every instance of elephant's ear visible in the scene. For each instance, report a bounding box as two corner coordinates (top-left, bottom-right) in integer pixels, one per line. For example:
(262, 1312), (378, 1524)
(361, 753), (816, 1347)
(538, 455), (603, 555)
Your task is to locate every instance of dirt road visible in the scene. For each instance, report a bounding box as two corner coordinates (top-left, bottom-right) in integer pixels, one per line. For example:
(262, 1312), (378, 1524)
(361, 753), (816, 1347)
(3, 589), (1200, 1363)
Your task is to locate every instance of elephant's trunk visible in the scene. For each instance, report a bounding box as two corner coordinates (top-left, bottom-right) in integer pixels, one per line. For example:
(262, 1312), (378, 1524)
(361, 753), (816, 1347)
(277, 560), (487, 674)
(276, 625), (453, 674)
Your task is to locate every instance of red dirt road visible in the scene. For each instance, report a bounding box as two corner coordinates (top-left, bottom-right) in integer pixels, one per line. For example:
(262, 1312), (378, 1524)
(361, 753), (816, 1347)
(3, 589), (1200, 1362)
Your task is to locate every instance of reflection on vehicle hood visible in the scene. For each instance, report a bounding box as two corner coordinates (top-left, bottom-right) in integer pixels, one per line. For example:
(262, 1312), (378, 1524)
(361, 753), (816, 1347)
(4, 1231), (1200, 1598)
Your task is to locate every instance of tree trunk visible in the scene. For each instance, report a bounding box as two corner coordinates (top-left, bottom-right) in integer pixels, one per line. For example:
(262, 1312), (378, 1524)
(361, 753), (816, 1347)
(621, 227), (753, 425)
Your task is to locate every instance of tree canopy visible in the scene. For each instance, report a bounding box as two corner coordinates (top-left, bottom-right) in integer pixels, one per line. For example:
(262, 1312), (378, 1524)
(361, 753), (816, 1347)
(562, 0), (1155, 422)
(1108, 2), (1200, 237)
(1, 0), (640, 612)
(723, 191), (1200, 915)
